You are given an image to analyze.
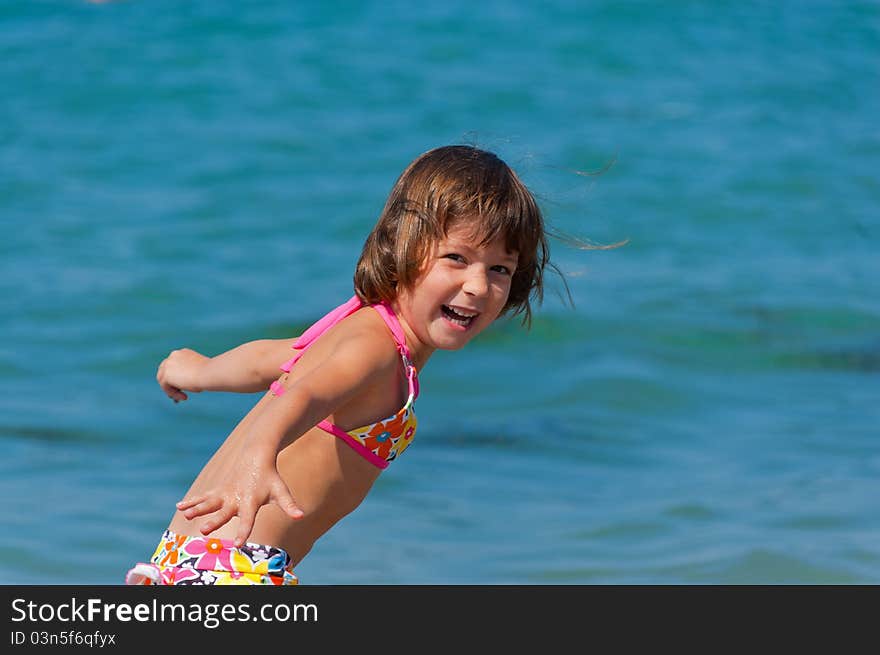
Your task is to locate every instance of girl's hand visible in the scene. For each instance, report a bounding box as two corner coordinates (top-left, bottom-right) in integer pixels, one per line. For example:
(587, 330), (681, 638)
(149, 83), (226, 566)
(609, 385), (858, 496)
(175, 447), (305, 547)
(157, 348), (209, 402)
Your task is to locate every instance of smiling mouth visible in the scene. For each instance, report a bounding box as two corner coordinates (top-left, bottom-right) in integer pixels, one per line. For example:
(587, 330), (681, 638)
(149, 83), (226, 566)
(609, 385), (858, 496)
(441, 305), (478, 327)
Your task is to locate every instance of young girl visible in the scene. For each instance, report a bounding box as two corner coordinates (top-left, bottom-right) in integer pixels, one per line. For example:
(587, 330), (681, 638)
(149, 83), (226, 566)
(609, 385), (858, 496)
(126, 145), (551, 585)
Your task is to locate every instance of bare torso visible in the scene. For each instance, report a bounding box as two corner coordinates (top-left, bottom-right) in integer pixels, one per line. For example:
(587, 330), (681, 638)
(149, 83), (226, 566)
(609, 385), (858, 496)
(167, 309), (408, 566)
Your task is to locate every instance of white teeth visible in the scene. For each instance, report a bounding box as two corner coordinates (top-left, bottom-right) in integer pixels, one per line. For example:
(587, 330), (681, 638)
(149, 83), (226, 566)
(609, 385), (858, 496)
(446, 305), (477, 318)
(442, 305), (478, 326)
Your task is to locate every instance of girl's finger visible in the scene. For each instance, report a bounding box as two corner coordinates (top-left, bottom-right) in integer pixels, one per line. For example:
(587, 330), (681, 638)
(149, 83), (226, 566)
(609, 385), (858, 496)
(182, 496), (223, 520)
(272, 481), (304, 520)
(176, 494), (206, 511)
(199, 504), (237, 536)
(233, 500), (259, 548)
(162, 384), (186, 402)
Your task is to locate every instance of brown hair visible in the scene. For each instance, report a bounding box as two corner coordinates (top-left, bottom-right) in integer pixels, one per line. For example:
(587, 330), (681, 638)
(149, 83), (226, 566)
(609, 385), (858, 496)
(354, 145), (549, 326)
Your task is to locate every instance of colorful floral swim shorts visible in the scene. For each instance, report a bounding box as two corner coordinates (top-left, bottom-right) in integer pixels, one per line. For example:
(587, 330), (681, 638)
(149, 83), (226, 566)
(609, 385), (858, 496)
(125, 529), (298, 586)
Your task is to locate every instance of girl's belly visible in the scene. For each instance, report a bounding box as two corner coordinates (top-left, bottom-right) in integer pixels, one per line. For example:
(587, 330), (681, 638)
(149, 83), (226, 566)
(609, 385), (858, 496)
(167, 425), (380, 566)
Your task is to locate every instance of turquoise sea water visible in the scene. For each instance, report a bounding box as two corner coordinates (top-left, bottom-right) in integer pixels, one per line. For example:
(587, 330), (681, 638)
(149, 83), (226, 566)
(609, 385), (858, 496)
(1, 1), (878, 584)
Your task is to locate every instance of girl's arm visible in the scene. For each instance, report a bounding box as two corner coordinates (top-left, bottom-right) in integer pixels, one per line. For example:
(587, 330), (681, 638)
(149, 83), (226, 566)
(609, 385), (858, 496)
(175, 325), (398, 546)
(157, 338), (298, 401)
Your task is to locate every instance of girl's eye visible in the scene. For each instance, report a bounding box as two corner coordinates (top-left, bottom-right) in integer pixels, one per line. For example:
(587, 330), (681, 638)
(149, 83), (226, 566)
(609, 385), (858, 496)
(491, 265), (512, 275)
(444, 253), (466, 263)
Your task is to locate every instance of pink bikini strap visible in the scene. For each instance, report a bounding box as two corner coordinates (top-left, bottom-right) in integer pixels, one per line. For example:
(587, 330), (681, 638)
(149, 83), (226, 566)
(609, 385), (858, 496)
(293, 295), (363, 349)
(276, 296), (419, 402)
(374, 301), (420, 403)
(279, 295), (363, 372)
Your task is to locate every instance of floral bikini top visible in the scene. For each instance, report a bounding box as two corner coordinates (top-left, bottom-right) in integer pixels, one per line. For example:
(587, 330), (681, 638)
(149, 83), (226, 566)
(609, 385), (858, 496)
(269, 295), (419, 469)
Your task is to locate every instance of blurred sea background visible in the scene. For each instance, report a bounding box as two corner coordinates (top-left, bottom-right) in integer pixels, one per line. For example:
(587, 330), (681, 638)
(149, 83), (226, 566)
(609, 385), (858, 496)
(1, 0), (877, 584)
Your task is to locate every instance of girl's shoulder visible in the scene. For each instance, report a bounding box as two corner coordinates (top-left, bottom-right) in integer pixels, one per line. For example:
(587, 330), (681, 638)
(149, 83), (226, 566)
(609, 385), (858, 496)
(286, 304), (411, 425)
(299, 305), (401, 375)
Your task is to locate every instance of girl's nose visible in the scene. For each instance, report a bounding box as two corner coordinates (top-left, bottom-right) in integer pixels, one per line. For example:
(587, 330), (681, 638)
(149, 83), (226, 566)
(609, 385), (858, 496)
(463, 268), (489, 297)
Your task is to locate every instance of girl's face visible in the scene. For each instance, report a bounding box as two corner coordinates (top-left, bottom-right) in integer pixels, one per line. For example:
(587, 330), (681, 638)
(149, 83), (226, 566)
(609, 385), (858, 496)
(395, 222), (519, 362)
